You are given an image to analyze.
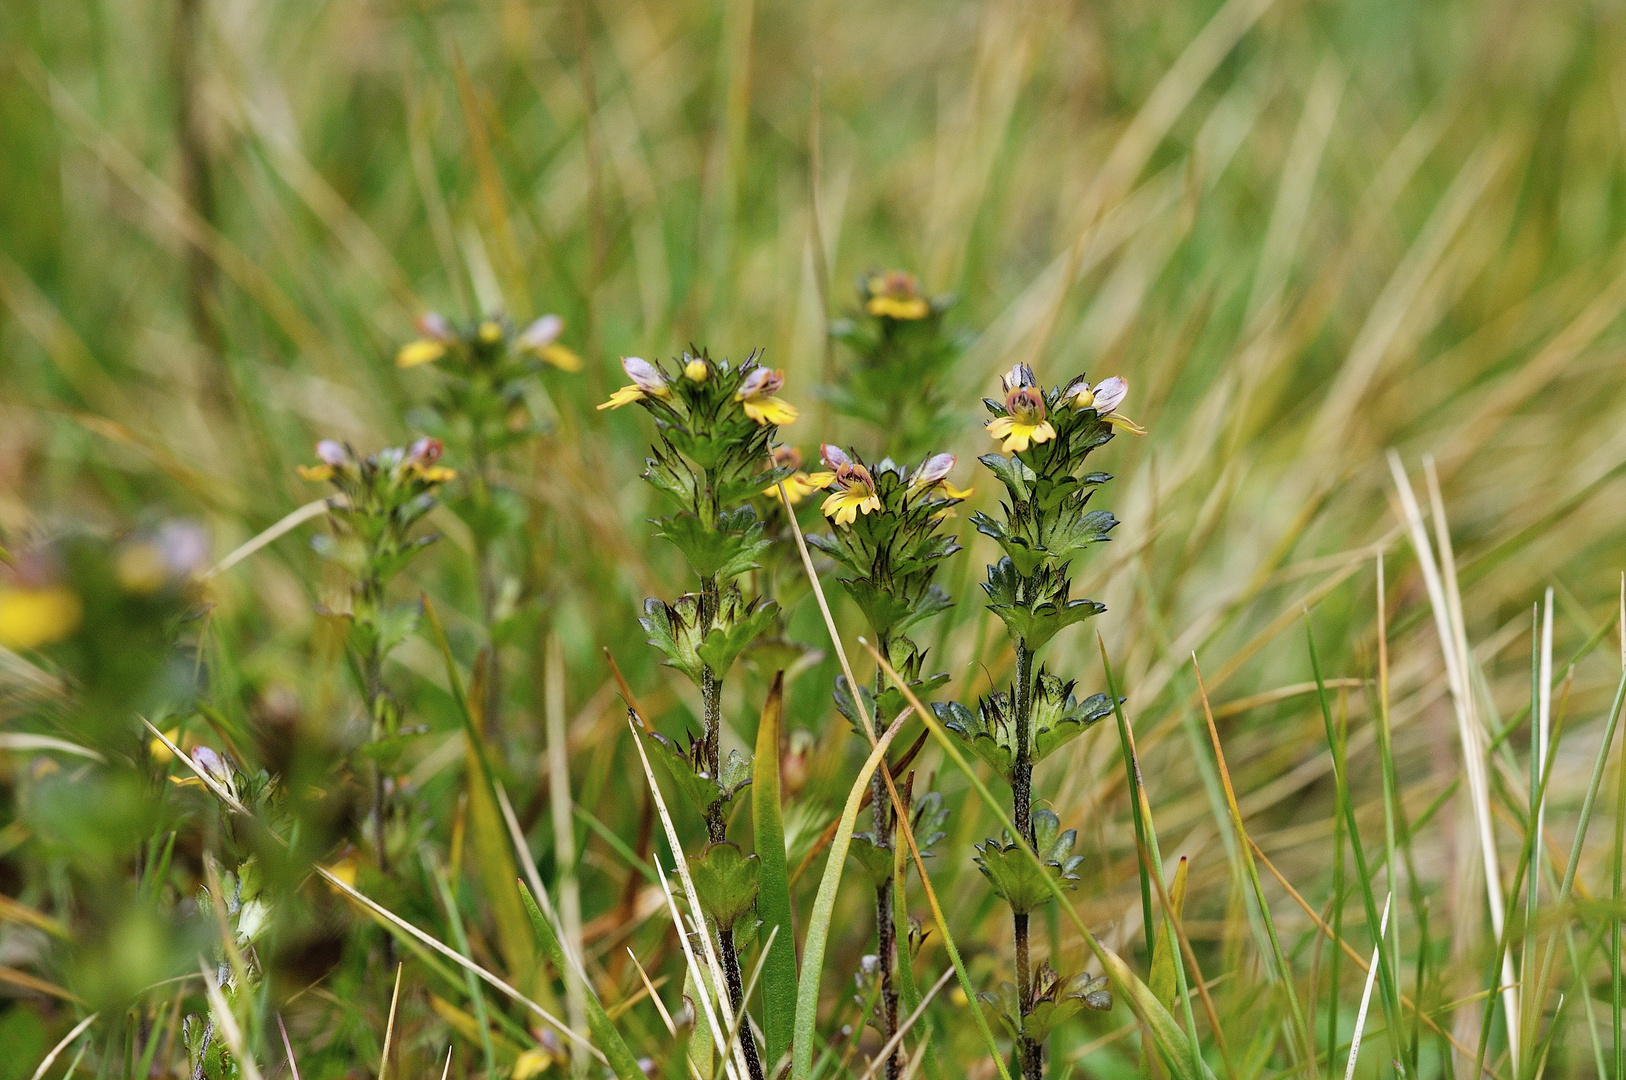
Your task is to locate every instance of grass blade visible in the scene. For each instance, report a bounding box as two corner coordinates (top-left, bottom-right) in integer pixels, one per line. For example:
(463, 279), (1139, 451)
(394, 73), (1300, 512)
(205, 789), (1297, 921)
(1192, 656), (1313, 1067)
(1343, 894), (1392, 1080)
(790, 712), (909, 1080)
(518, 881), (646, 1080)
(751, 671), (799, 1069)
(1306, 614), (1407, 1071)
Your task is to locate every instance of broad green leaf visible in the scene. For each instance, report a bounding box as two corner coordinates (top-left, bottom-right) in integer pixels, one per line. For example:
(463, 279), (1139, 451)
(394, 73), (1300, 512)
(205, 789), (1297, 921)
(751, 673), (798, 1070)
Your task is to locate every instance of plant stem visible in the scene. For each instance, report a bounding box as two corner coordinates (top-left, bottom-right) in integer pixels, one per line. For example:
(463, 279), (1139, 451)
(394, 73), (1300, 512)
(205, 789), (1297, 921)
(1011, 638), (1040, 1079)
(872, 647), (901, 1080)
(718, 925), (766, 1080)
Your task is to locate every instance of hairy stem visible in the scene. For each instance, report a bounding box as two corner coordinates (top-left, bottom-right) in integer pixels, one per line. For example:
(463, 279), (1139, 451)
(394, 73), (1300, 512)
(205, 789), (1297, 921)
(1011, 638), (1041, 1079)
(870, 649), (902, 1079)
(719, 926), (766, 1080)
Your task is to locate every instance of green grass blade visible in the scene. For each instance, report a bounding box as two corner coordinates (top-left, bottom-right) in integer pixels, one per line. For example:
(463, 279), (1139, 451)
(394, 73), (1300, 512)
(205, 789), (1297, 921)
(791, 713), (909, 1080)
(1525, 663), (1626, 1047)
(1107, 632), (1158, 963)
(1306, 613), (1407, 1073)
(1191, 655), (1313, 1069)
(751, 672), (798, 1069)
(518, 881), (645, 1080)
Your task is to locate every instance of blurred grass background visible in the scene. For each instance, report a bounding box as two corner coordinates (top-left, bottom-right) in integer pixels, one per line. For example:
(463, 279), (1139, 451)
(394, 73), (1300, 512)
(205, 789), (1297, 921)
(7, 0), (1626, 1075)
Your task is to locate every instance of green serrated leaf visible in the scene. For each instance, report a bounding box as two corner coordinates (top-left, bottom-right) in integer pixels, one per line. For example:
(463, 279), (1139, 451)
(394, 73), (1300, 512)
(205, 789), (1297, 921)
(689, 841), (761, 930)
(974, 809), (1084, 914)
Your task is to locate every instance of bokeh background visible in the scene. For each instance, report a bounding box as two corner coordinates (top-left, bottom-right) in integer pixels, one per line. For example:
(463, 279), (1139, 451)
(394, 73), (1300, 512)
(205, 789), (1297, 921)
(6, 0), (1626, 1075)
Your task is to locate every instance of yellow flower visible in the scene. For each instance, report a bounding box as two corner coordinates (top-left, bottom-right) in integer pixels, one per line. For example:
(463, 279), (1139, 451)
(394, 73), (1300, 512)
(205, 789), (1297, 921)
(477, 320), (503, 344)
(822, 484), (881, 526)
(866, 271), (930, 320)
(412, 465), (458, 485)
(517, 315), (583, 371)
(296, 464), (333, 481)
(115, 542), (168, 594)
(395, 339), (447, 368)
(685, 358), (710, 382)
(598, 357), (670, 410)
(149, 728), (181, 764)
(0, 587), (83, 650)
(817, 446), (881, 525)
(512, 1050), (554, 1080)
(986, 386), (1055, 453)
(322, 856), (359, 889)
(735, 366), (798, 427)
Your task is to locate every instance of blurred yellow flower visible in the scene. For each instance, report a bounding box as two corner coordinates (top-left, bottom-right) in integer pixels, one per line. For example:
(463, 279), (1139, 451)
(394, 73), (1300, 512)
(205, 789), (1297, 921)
(395, 340), (447, 368)
(512, 1050), (554, 1080)
(116, 542), (168, 594)
(0, 587), (82, 650)
(866, 271), (930, 320)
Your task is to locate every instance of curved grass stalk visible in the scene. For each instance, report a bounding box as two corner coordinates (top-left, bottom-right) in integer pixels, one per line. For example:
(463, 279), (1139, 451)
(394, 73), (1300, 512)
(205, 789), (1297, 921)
(791, 712), (909, 1080)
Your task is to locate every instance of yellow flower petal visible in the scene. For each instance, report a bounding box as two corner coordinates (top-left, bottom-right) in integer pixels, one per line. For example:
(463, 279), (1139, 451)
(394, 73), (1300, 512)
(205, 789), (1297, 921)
(539, 343), (583, 371)
(477, 320), (503, 344)
(296, 464), (334, 481)
(867, 296), (930, 320)
(1103, 413), (1147, 435)
(684, 359), (710, 382)
(0, 587), (83, 650)
(395, 340), (447, 368)
(743, 397), (799, 427)
(597, 384), (647, 410)
(513, 1049), (554, 1080)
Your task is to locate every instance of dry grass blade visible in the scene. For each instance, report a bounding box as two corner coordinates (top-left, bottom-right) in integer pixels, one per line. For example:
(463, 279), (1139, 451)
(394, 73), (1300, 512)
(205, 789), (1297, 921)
(853, 968), (955, 1080)
(1387, 450), (1519, 1058)
(199, 959), (265, 1080)
(314, 866), (601, 1061)
(206, 498), (331, 579)
(545, 635), (590, 1060)
(28, 1012), (96, 1080)
(0, 734), (103, 762)
(277, 1014), (300, 1080)
(379, 963), (403, 1080)
(627, 718), (749, 1080)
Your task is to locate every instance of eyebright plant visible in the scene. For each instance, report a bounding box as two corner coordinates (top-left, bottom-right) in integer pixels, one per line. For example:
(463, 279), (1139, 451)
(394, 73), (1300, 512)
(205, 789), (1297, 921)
(828, 270), (969, 462)
(397, 310), (580, 734)
(298, 437), (453, 875)
(930, 362), (1144, 1080)
(601, 349), (800, 1080)
(808, 444), (966, 1079)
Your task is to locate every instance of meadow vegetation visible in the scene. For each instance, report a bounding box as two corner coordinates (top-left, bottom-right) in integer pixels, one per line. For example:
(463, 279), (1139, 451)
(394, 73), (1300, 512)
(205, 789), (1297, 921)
(5, 1), (1626, 1078)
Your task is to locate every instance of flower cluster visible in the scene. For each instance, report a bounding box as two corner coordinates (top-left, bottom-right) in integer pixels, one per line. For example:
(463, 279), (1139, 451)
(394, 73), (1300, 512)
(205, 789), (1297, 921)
(300, 438), (453, 734)
(828, 270), (967, 462)
(397, 310), (579, 735)
(808, 446), (965, 668)
(928, 361), (1141, 1078)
